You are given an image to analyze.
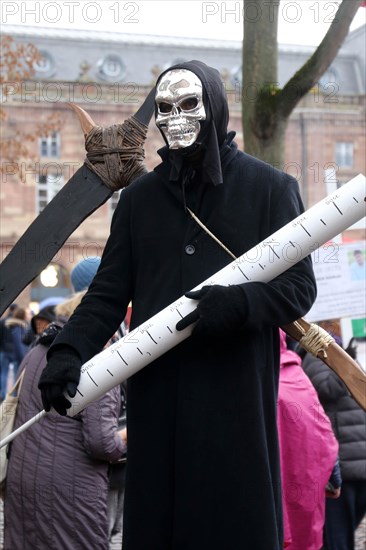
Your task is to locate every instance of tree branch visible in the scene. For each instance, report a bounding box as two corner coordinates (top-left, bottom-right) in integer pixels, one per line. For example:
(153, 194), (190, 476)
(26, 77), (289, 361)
(279, 0), (363, 118)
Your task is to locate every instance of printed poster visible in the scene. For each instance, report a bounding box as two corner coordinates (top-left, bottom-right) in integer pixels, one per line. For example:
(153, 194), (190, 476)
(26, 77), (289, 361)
(306, 241), (366, 322)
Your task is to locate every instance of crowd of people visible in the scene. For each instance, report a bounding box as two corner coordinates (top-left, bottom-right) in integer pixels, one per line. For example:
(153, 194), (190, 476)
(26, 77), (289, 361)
(1, 60), (365, 549)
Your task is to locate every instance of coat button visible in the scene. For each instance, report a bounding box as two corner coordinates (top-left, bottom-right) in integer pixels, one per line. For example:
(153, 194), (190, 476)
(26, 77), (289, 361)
(185, 244), (196, 255)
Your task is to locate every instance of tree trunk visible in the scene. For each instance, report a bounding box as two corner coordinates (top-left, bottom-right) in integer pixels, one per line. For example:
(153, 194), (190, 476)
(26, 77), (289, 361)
(242, 0), (282, 164)
(242, 0), (363, 167)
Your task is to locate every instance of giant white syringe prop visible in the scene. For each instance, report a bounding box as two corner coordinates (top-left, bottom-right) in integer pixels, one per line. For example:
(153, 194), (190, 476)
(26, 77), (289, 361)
(1, 174), (365, 448)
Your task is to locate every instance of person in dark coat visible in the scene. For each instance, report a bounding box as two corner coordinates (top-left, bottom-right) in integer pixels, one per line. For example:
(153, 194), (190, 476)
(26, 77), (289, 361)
(0, 304), (19, 400)
(23, 305), (57, 348)
(302, 347), (366, 550)
(0, 307), (29, 390)
(4, 293), (126, 550)
(38, 61), (317, 550)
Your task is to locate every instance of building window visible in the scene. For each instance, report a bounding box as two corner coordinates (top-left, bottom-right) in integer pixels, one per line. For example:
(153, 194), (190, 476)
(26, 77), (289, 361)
(36, 173), (64, 213)
(33, 51), (56, 78)
(39, 132), (61, 158)
(230, 65), (242, 86)
(335, 142), (353, 168)
(319, 66), (338, 91)
(97, 55), (125, 81)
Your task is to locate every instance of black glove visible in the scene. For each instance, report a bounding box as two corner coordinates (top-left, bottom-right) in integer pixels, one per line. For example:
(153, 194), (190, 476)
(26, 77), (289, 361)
(176, 284), (247, 337)
(38, 346), (82, 416)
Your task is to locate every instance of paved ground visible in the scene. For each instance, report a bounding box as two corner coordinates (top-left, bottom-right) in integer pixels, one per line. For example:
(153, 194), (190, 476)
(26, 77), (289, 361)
(0, 498), (365, 549)
(355, 515), (366, 550)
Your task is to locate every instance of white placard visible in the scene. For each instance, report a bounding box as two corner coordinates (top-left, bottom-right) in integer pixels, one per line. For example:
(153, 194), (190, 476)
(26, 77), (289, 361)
(306, 241), (366, 321)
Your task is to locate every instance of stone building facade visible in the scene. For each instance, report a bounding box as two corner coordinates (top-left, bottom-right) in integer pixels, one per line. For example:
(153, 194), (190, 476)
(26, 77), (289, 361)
(1, 24), (365, 308)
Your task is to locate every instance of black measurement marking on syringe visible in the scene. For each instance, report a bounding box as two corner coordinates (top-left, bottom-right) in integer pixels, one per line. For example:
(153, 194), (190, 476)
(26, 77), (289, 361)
(167, 326), (173, 333)
(259, 264), (265, 270)
(332, 202), (343, 215)
(176, 309), (184, 319)
(87, 372), (98, 386)
(117, 350), (128, 366)
(237, 265), (249, 280)
(146, 330), (158, 344)
(289, 241), (296, 247)
(320, 219), (326, 225)
(353, 197), (359, 203)
(300, 224), (311, 237)
(268, 245), (280, 259)
(107, 369), (113, 376)
(76, 388), (84, 397)
(137, 347), (143, 355)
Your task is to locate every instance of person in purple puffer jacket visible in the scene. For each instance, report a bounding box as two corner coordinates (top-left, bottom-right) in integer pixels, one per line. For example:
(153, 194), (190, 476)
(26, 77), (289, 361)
(3, 292), (126, 550)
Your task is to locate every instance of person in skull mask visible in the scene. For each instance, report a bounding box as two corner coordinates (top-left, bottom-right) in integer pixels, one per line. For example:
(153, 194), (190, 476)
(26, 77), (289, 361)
(38, 61), (316, 549)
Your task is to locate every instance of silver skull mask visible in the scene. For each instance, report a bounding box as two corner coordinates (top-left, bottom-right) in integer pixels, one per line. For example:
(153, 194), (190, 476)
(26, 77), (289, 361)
(155, 69), (206, 149)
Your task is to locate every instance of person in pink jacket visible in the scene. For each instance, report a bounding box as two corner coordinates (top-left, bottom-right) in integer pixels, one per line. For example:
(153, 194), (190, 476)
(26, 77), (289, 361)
(278, 329), (340, 550)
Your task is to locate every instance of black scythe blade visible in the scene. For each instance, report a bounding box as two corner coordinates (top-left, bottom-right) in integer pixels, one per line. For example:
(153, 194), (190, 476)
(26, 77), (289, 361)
(0, 88), (156, 316)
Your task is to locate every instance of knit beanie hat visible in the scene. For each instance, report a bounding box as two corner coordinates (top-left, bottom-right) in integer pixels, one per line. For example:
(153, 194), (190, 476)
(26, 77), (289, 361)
(71, 256), (101, 292)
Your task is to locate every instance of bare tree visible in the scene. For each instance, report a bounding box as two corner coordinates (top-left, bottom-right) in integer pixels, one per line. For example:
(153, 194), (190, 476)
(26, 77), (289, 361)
(0, 36), (62, 174)
(242, 0), (363, 166)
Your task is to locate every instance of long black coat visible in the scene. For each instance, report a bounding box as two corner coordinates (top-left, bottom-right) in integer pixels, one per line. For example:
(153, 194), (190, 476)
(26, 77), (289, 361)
(54, 140), (316, 549)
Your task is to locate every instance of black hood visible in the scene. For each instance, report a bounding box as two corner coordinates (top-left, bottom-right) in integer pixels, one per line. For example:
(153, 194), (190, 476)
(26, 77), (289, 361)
(155, 60), (230, 186)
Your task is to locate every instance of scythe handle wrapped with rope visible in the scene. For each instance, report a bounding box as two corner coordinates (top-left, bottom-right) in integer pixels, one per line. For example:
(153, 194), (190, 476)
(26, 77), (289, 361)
(68, 96), (153, 191)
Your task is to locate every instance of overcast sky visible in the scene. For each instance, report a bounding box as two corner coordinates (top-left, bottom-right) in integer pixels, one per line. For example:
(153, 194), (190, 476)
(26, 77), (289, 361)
(1, 1), (365, 46)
